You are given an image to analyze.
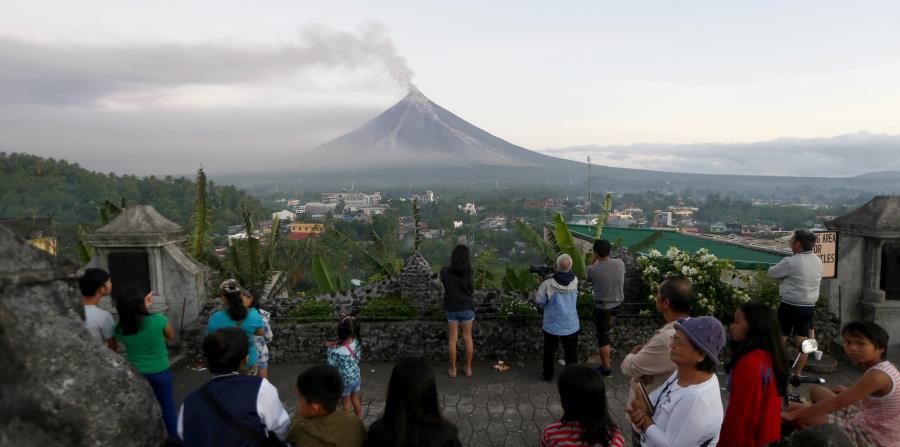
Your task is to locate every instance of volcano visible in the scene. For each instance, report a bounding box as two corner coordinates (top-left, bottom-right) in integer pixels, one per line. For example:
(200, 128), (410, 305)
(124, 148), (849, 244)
(298, 89), (575, 171)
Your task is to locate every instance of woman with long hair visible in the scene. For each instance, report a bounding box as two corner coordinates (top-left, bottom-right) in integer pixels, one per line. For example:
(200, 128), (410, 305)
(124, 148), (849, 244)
(365, 357), (462, 447)
(114, 288), (177, 437)
(206, 279), (264, 375)
(541, 365), (624, 446)
(718, 302), (788, 446)
(440, 244), (475, 378)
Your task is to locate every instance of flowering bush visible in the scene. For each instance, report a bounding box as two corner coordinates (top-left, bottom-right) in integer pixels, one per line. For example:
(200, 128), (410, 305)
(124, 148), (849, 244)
(498, 298), (540, 321)
(638, 247), (750, 319)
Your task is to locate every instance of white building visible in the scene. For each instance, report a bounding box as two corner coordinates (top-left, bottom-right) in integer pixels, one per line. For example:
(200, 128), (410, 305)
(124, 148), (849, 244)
(453, 220), (464, 229)
(458, 202), (477, 215)
(272, 210), (296, 222)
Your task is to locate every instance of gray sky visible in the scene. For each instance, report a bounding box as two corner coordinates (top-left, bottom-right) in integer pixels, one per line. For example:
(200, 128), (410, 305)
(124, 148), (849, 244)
(3, 1), (900, 176)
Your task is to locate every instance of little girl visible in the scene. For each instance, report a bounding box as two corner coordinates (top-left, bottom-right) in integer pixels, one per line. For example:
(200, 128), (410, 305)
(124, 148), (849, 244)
(327, 315), (362, 417)
(247, 290), (274, 378)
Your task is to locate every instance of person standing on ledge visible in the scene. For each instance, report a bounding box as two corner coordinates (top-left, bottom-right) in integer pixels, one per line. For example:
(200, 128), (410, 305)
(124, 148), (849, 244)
(586, 239), (625, 377)
(440, 244), (476, 378)
(767, 229), (823, 376)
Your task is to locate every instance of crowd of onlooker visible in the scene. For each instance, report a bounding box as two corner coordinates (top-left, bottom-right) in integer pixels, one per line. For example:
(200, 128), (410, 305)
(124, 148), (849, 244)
(79, 228), (900, 446)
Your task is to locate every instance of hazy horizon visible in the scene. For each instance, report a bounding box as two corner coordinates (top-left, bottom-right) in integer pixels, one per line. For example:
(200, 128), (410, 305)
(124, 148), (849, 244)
(3, 1), (900, 177)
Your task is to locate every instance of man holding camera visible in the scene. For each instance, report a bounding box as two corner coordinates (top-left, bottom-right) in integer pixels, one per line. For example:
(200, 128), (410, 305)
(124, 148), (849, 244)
(536, 254), (580, 382)
(586, 239), (625, 376)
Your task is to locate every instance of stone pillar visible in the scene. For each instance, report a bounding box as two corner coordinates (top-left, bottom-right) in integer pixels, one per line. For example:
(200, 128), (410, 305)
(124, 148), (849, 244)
(400, 252), (434, 314)
(0, 226), (166, 446)
(826, 195), (900, 345)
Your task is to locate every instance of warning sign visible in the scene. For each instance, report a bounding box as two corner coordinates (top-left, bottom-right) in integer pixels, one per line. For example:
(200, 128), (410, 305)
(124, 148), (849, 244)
(813, 231), (838, 278)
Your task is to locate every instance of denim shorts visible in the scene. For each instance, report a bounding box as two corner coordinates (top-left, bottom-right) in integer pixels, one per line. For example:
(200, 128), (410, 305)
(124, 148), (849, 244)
(257, 360), (268, 370)
(447, 310), (476, 323)
(342, 379), (361, 397)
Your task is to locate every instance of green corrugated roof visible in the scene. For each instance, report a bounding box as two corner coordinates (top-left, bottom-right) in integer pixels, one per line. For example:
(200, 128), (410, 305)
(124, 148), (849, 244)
(564, 224), (785, 270)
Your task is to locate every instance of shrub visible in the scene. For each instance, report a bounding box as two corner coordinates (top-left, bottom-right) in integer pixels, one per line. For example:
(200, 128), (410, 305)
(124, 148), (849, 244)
(748, 268), (781, 309)
(498, 298), (540, 321)
(638, 247), (750, 319)
(577, 289), (594, 319)
(286, 299), (335, 321)
(359, 296), (415, 321)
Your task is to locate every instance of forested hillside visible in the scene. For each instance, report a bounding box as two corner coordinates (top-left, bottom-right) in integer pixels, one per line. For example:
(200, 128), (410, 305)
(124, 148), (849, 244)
(0, 152), (263, 260)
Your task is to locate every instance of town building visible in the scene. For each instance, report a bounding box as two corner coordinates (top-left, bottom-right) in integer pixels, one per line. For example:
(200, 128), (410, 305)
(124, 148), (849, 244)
(0, 217), (57, 255)
(652, 211), (673, 227)
(271, 210), (296, 222)
(459, 202), (477, 215)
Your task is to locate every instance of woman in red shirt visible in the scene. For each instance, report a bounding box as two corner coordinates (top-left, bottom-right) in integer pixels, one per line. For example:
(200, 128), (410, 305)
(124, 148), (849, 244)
(719, 302), (789, 447)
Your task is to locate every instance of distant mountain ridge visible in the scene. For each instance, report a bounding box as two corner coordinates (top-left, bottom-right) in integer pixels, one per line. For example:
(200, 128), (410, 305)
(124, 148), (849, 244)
(856, 170), (900, 179)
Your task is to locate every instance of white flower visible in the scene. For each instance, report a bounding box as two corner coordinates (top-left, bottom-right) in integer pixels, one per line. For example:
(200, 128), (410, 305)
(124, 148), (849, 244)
(648, 249), (662, 258)
(690, 267), (699, 276)
(681, 265), (691, 276)
(666, 247), (679, 258)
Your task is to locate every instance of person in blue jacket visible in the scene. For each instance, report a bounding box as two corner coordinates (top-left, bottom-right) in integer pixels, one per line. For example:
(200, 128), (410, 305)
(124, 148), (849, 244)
(536, 254), (580, 382)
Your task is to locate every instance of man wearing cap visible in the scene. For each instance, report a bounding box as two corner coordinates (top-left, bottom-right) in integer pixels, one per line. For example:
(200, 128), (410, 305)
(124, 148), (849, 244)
(768, 229), (823, 376)
(621, 277), (692, 446)
(627, 316), (726, 447)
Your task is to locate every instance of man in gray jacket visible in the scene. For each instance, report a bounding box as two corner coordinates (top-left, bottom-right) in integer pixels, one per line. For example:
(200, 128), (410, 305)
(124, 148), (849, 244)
(768, 229), (823, 375)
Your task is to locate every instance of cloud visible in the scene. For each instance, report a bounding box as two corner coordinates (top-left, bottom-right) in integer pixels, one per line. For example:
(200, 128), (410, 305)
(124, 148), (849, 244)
(0, 22), (415, 109)
(542, 131), (900, 177)
(0, 104), (380, 175)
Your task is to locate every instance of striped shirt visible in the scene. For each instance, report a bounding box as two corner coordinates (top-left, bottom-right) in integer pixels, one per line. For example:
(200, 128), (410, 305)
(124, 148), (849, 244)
(854, 361), (900, 446)
(540, 421), (625, 447)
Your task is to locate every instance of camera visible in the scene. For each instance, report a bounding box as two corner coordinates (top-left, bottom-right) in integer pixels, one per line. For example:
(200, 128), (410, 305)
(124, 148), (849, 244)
(529, 264), (554, 276)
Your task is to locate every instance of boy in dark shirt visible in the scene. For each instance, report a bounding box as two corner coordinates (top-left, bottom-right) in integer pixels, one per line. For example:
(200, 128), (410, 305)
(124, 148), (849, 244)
(287, 364), (367, 447)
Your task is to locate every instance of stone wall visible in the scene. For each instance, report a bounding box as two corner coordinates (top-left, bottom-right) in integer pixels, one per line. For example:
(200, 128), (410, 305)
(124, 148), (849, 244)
(266, 316), (662, 363)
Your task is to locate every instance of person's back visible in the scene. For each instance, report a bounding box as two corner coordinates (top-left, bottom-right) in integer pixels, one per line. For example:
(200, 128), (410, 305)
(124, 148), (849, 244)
(365, 419), (460, 447)
(364, 357), (461, 447)
(84, 303), (115, 345)
(537, 271), (579, 336)
(719, 350), (781, 447)
(115, 312), (170, 373)
(439, 265), (474, 313)
(287, 364), (366, 447)
(586, 258), (625, 309)
(182, 374), (273, 447)
(769, 251), (823, 306)
(180, 327), (290, 447)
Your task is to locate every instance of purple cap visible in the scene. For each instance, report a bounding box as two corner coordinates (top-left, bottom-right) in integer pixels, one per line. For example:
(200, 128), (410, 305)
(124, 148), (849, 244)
(674, 316), (726, 365)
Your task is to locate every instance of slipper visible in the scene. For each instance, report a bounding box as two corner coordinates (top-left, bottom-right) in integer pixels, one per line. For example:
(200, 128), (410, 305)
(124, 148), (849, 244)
(448, 367), (457, 378)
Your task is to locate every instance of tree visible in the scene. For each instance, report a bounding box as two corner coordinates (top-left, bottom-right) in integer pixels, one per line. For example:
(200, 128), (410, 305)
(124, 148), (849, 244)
(187, 167), (213, 262)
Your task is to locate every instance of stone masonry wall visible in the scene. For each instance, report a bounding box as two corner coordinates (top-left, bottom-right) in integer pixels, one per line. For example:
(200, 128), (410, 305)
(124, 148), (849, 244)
(267, 316), (662, 363)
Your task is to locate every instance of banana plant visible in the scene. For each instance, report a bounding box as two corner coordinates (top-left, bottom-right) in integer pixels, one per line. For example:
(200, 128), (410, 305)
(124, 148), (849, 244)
(594, 192), (614, 240)
(552, 213), (586, 279)
(310, 253), (339, 293)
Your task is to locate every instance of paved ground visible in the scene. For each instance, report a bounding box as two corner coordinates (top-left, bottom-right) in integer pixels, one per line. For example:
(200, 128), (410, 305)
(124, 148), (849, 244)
(173, 352), (883, 447)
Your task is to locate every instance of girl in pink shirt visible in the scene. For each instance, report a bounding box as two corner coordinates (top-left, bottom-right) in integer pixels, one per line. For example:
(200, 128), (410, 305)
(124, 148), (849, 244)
(783, 321), (900, 446)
